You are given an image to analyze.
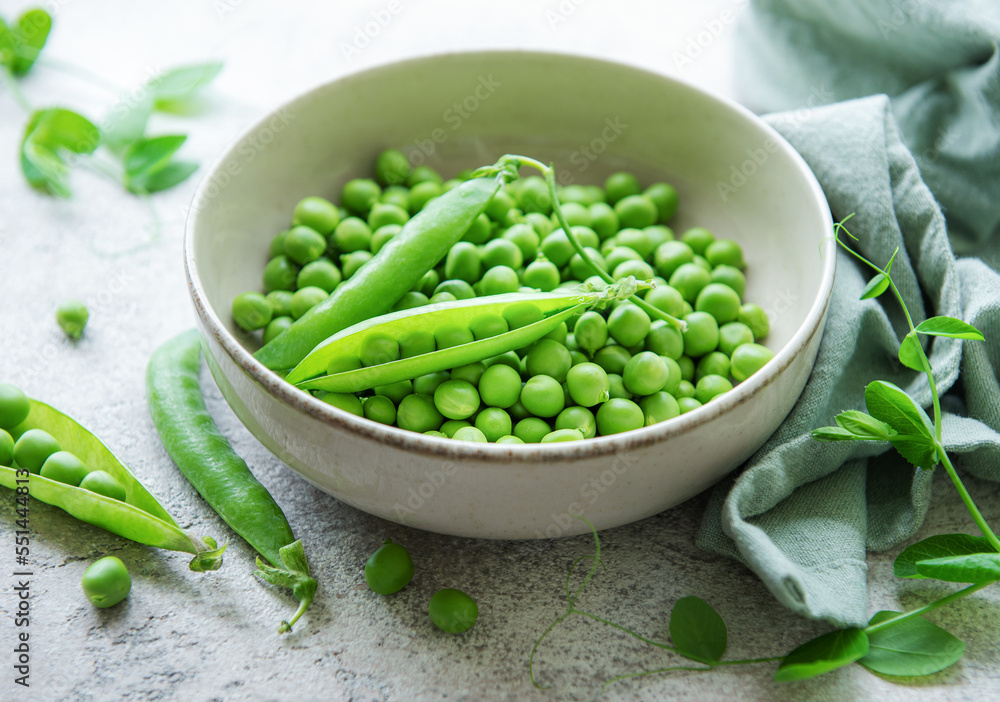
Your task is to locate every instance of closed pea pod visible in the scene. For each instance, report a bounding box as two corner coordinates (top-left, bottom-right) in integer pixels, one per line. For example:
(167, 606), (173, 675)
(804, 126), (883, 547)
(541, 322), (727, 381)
(147, 330), (315, 632)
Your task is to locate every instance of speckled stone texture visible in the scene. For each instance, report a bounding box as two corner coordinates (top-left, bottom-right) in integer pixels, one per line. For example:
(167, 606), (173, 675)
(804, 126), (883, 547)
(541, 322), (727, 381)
(1, 1), (999, 700)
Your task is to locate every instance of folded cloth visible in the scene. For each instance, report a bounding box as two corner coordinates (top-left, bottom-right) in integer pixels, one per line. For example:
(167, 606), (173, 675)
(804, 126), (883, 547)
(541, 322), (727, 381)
(696, 0), (1000, 627)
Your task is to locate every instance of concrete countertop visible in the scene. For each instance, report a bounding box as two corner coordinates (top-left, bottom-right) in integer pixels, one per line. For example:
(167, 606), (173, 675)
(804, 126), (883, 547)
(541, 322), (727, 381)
(2, 1), (998, 700)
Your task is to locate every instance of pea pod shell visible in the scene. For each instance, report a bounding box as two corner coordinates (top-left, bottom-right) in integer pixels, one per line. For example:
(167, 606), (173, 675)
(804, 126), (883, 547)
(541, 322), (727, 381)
(147, 329), (295, 567)
(8, 399), (179, 527)
(255, 175), (502, 371)
(298, 302), (588, 394)
(287, 290), (599, 385)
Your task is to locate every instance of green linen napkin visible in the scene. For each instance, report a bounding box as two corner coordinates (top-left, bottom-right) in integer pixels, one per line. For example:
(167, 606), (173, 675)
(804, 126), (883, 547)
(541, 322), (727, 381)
(696, 0), (1000, 627)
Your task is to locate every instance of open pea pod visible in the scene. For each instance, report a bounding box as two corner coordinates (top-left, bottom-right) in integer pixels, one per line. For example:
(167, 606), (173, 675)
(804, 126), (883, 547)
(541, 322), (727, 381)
(0, 399), (224, 571)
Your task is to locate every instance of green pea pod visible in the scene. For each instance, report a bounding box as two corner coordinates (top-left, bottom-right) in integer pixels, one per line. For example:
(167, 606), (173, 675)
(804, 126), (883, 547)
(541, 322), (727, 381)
(0, 399), (224, 571)
(147, 330), (315, 632)
(255, 174), (502, 371)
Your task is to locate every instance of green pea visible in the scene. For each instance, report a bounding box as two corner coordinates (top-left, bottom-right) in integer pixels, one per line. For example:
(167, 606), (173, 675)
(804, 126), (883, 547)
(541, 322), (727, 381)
(397, 394), (443, 433)
(556, 406), (597, 439)
(40, 450), (88, 486)
(573, 312), (608, 355)
(322, 392), (364, 416)
(81, 556), (131, 608)
(297, 259), (342, 293)
(479, 266), (521, 296)
(232, 292), (273, 331)
(0, 429), (13, 467)
(371, 224), (402, 254)
(400, 330), (437, 358)
(593, 345), (632, 375)
(606, 373), (630, 399)
(334, 217), (373, 253)
(462, 213), (492, 244)
(265, 290), (294, 318)
(470, 313), (510, 341)
(692, 254), (712, 272)
(680, 227), (715, 256)
(540, 230), (576, 268)
(502, 223), (540, 261)
(428, 588), (478, 633)
(269, 230), (287, 257)
(604, 172), (641, 205)
(605, 246), (643, 273)
(56, 300), (89, 340)
(362, 396), (396, 425)
(79, 470), (127, 501)
(613, 259), (656, 282)
(565, 363), (611, 407)
(478, 365), (522, 409)
(669, 263), (712, 303)
(503, 302), (544, 330)
(375, 149), (411, 187)
(644, 182), (679, 223)
(429, 291), (457, 305)
(678, 396), (703, 414)
(326, 354), (362, 375)
(293, 196), (340, 234)
(738, 303), (770, 340)
(440, 419), (471, 438)
(731, 343), (775, 382)
(614, 194), (658, 229)
(453, 426), (488, 443)
(644, 225), (675, 249)
(569, 349), (589, 366)
(718, 322), (755, 357)
(451, 362), (486, 386)
(639, 392), (680, 425)
(486, 188), (518, 223)
(596, 398), (644, 435)
(262, 255), (299, 293)
(0, 384), (31, 430)
(526, 340), (572, 383)
(434, 380), (480, 420)
(519, 375), (565, 418)
(485, 351), (523, 372)
(696, 282), (742, 324)
(683, 312), (719, 357)
(340, 250), (373, 279)
(589, 202), (619, 240)
(653, 241), (695, 279)
(695, 375), (733, 404)
(568, 248), (607, 281)
(676, 380), (696, 399)
(360, 332), (400, 367)
(341, 178), (381, 215)
(615, 228), (655, 259)
(475, 407), (512, 442)
(445, 242), (482, 284)
(607, 303), (651, 348)
(559, 201), (593, 228)
(525, 212), (555, 238)
(413, 371), (451, 396)
(709, 265), (746, 298)
(13, 429), (60, 473)
(623, 352), (668, 396)
(541, 428), (585, 442)
(283, 225), (327, 264)
(481, 238), (523, 270)
(495, 435), (525, 445)
(514, 417), (551, 443)
(696, 352), (731, 382)
(375, 380), (413, 405)
(434, 279), (476, 300)
(705, 238), (746, 269)
(368, 202), (409, 231)
(408, 181), (443, 213)
(290, 286), (328, 319)
(365, 539), (414, 594)
(424, 430), (448, 438)
(677, 356), (695, 382)
(414, 269), (440, 298)
(435, 324), (474, 350)
(392, 291), (429, 311)
(514, 176), (552, 214)
(523, 258), (561, 292)
(644, 320), (684, 360)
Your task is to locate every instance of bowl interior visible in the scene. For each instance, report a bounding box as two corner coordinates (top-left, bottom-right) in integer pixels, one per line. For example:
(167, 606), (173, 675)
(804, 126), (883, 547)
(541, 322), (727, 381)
(190, 50), (830, 439)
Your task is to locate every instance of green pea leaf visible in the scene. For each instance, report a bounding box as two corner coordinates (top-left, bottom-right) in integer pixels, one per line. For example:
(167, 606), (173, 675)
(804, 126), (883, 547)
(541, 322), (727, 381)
(860, 272), (890, 300)
(864, 381), (937, 469)
(669, 596), (727, 663)
(834, 410), (895, 441)
(136, 159), (199, 193)
(121, 135), (195, 194)
(894, 534), (996, 579)
(774, 628), (869, 682)
(898, 332), (924, 372)
(861, 611), (964, 676)
(915, 553), (1000, 583)
(0, 17), (19, 71)
(915, 316), (985, 341)
(21, 108), (101, 197)
(102, 92), (154, 153)
(11, 9), (52, 76)
(811, 426), (862, 441)
(148, 61), (223, 109)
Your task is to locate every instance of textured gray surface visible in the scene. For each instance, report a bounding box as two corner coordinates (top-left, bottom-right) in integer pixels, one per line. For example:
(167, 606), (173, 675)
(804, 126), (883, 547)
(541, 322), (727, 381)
(1, 1), (999, 700)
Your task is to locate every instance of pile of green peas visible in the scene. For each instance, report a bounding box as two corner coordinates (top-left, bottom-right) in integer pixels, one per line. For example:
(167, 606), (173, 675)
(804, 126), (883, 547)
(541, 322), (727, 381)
(0, 383), (129, 499)
(234, 151), (775, 443)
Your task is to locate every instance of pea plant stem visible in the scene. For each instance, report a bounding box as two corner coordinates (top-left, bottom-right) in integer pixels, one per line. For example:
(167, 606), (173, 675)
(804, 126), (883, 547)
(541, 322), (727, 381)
(1, 67), (33, 111)
(863, 581), (994, 635)
(938, 449), (1000, 551)
(34, 55), (122, 94)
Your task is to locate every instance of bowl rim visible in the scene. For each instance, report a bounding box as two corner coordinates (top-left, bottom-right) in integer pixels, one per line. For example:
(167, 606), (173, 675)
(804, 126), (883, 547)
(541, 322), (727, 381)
(184, 48), (835, 464)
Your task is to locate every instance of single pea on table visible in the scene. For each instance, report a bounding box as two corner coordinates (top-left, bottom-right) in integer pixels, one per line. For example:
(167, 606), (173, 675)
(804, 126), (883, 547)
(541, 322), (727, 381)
(233, 150), (776, 443)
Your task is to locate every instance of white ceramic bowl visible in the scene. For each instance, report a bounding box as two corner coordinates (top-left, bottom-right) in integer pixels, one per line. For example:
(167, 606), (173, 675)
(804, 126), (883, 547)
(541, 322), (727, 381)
(185, 51), (834, 539)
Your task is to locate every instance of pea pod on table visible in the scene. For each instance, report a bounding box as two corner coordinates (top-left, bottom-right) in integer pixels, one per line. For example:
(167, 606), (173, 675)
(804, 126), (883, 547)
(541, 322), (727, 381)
(0, 395), (225, 571)
(255, 174), (503, 371)
(287, 281), (641, 393)
(147, 330), (316, 633)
